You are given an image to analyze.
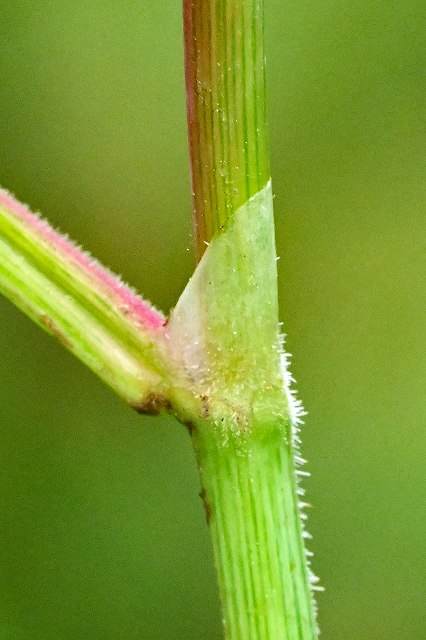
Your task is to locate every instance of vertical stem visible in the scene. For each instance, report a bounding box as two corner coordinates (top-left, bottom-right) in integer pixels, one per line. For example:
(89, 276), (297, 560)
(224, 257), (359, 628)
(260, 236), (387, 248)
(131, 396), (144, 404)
(184, 0), (270, 258)
(192, 426), (318, 640)
(182, 1), (319, 638)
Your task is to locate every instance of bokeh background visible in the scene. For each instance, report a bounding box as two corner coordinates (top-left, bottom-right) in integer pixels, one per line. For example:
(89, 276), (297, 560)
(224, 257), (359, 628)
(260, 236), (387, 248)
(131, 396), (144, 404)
(0, 1), (425, 638)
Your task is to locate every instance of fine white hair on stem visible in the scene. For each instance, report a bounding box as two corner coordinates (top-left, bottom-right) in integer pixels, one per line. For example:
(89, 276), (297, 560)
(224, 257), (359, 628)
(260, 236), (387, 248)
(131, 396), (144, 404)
(279, 331), (324, 624)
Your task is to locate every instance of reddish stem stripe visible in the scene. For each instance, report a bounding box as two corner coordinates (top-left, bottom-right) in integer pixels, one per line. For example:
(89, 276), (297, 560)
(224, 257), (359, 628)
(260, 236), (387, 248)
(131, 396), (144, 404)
(0, 189), (164, 330)
(184, 0), (269, 259)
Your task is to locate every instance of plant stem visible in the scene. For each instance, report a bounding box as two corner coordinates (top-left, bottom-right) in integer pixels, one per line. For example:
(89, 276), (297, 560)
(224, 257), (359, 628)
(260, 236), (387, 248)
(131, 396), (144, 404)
(182, 1), (319, 638)
(0, 4), (319, 636)
(193, 427), (316, 639)
(184, 0), (269, 256)
(0, 189), (170, 409)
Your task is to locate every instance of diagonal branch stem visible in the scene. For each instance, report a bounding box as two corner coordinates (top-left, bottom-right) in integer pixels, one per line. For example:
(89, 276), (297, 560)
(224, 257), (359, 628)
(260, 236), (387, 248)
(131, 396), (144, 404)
(0, 189), (171, 408)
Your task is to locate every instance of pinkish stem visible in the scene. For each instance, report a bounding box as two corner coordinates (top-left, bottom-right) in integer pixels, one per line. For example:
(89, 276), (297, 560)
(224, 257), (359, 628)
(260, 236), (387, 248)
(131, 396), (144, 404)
(0, 189), (164, 331)
(0, 188), (170, 407)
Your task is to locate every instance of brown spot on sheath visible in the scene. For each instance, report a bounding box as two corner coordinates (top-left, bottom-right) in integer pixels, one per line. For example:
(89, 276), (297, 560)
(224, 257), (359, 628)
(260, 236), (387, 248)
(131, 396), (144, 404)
(199, 487), (212, 525)
(200, 394), (209, 418)
(131, 393), (172, 416)
(40, 315), (73, 349)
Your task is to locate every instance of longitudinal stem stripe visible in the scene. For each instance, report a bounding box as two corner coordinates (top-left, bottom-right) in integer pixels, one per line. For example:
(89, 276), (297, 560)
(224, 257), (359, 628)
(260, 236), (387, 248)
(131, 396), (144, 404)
(0, 190), (169, 407)
(193, 431), (318, 640)
(184, 0), (269, 257)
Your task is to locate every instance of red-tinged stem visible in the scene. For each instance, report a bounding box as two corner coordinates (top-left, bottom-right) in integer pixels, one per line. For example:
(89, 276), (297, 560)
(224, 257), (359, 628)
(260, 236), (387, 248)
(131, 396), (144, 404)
(0, 189), (164, 331)
(184, 0), (270, 258)
(0, 189), (171, 408)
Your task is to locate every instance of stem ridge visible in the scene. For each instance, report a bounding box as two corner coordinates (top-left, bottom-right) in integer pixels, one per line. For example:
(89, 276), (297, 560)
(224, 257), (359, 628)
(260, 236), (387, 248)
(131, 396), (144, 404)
(194, 430), (318, 639)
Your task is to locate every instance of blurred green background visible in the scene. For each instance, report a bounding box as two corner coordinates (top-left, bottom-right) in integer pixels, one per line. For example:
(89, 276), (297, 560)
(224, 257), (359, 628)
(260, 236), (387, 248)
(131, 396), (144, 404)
(0, 1), (425, 638)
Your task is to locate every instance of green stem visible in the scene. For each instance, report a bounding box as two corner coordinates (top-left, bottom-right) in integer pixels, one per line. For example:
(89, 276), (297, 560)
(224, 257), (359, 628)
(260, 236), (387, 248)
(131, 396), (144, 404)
(181, 2), (319, 638)
(184, 0), (269, 256)
(193, 426), (317, 639)
(0, 189), (171, 409)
